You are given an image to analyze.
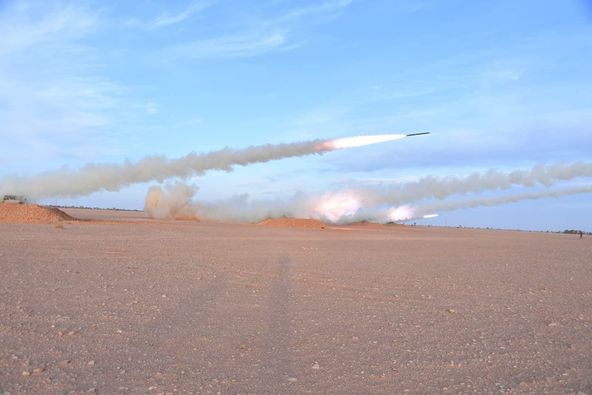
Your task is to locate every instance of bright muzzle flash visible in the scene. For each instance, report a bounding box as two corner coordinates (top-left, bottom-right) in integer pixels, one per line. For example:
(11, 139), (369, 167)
(423, 214), (439, 219)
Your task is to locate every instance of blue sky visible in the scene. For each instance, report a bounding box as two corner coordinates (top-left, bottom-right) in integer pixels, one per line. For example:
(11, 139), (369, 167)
(1, 0), (591, 231)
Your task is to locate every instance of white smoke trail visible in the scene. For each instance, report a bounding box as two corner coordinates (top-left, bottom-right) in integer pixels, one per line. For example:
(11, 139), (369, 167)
(149, 161), (592, 224)
(0, 133), (420, 201)
(143, 181), (592, 224)
(391, 185), (592, 221)
(0, 140), (330, 201)
(365, 161), (592, 207)
(323, 162), (592, 222)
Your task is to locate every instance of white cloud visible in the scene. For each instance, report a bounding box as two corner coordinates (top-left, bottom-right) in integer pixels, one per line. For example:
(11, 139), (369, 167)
(168, 31), (289, 59)
(145, 102), (159, 115)
(0, 3), (124, 165)
(162, 0), (354, 59)
(125, 1), (215, 30)
(151, 1), (214, 28)
(0, 2), (96, 55)
(273, 0), (354, 24)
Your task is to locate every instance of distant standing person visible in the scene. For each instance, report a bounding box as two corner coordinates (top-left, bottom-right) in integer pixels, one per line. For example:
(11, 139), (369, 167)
(580, 230), (583, 239)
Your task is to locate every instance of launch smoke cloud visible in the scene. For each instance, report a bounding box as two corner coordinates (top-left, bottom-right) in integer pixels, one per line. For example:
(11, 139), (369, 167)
(144, 161), (592, 223)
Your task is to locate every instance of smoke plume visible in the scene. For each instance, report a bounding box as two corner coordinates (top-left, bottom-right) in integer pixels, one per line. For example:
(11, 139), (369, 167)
(362, 161), (592, 207)
(0, 140), (330, 201)
(391, 185), (592, 221)
(146, 161), (592, 224)
(0, 133), (423, 201)
(144, 182), (313, 222)
(144, 183), (200, 220)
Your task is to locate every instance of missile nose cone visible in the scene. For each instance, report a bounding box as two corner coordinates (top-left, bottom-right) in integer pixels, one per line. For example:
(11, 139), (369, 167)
(406, 132), (430, 137)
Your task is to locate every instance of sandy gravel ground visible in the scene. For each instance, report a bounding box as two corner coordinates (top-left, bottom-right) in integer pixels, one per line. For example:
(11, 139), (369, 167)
(0, 208), (591, 394)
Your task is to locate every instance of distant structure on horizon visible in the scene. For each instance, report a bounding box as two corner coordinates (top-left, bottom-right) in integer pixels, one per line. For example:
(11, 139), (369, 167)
(2, 195), (28, 204)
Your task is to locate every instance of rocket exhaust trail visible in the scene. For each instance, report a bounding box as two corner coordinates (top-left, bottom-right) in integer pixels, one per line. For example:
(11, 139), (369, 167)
(364, 161), (592, 207)
(143, 157), (592, 223)
(321, 134), (405, 149)
(145, 161), (592, 223)
(320, 132), (428, 150)
(404, 185), (592, 220)
(0, 133), (416, 201)
(1, 140), (324, 200)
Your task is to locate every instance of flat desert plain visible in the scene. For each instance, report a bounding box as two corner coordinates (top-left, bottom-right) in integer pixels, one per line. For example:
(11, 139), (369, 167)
(1, 208), (591, 394)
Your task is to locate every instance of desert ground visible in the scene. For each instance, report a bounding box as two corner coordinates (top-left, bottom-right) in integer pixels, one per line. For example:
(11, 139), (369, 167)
(1, 206), (591, 394)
